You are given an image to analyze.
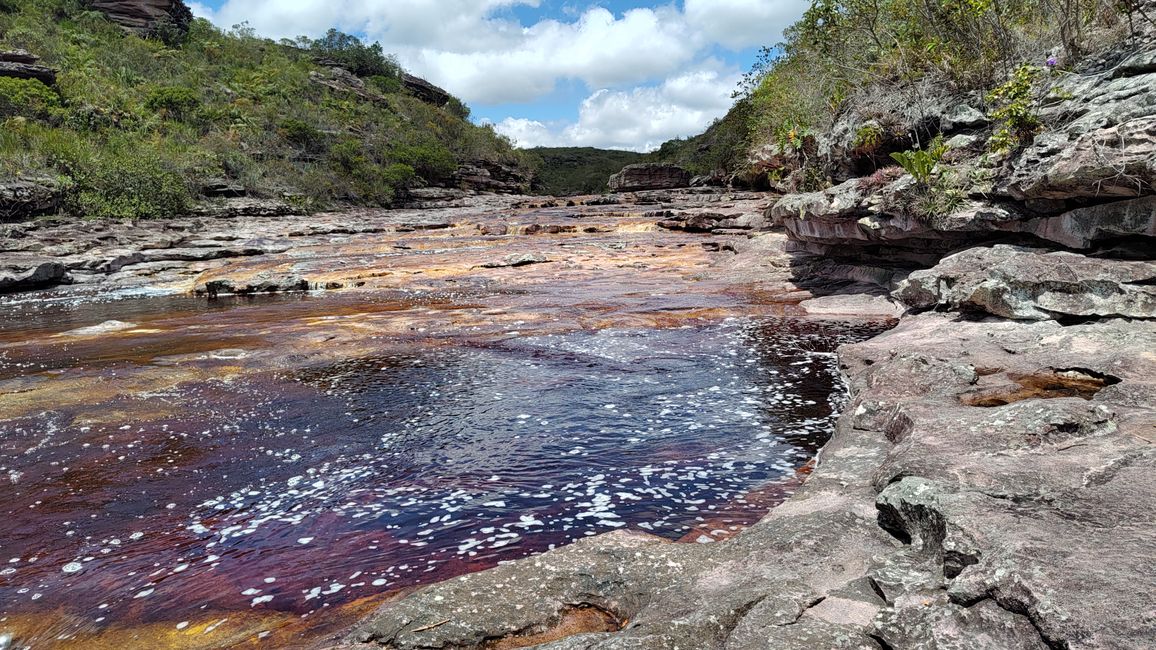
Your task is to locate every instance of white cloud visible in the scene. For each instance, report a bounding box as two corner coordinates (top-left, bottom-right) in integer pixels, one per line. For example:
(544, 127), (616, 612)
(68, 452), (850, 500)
(684, 0), (809, 50)
(410, 6), (700, 104)
(192, 1), (808, 151)
(495, 67), (741, 152)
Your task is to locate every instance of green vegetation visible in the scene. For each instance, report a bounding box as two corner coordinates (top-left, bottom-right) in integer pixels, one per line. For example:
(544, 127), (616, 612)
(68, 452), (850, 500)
(987, 63), (1045, 153)
(524, 147), (645, 196)
(890, 135), (948, 186)
(654, 0), (1131, 183)
(0, 0), (527, 219)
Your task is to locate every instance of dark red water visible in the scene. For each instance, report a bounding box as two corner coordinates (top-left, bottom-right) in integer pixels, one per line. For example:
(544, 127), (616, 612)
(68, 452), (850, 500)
(0, 293), (888, 648)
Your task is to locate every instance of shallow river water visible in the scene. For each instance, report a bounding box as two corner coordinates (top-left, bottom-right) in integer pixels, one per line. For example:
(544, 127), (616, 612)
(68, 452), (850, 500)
(0, 282), (888, 648)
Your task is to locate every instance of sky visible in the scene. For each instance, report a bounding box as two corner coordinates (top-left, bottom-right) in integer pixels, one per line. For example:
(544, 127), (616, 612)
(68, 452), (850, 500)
(187, 1), (809, 152)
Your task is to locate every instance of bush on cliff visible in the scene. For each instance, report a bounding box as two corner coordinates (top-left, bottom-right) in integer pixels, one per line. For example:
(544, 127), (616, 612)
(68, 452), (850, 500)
(0, 0), (529, 218)
(656, 0), (1131, 183)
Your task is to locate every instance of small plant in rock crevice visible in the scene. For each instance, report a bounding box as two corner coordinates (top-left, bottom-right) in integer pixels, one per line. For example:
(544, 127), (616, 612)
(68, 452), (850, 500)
(890, 135), (948, 186)
(987, 64), (1046, 153)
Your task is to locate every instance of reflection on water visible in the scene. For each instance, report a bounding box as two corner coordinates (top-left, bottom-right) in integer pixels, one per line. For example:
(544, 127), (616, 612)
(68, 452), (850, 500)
(0, 302), (887, 648)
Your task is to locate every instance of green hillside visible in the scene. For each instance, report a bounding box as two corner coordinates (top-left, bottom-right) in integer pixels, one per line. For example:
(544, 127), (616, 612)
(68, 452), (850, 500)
(524, 147), (645, 196)
(0, 0), (529, 219)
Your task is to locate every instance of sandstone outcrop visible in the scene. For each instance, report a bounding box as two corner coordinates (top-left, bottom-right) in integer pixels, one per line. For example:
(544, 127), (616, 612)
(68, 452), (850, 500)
(87, 0), (193, 34)
(400, 72), (452, 107)
(452, 160), (533, 194)
(0, 50), (57, 86)
(0, 179), (60, 222)
(609, 164), (691, 192)
(895, 245), (1156, 320)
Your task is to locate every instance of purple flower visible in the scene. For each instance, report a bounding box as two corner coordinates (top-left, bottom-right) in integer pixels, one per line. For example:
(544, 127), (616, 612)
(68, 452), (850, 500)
(1046, 56), (1058, 67)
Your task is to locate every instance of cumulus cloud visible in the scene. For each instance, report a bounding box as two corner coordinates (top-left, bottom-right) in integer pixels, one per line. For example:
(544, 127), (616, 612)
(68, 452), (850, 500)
(192, 1), (808, 151)
(684, 0), (810, 50)
(495, 67), (741, 152)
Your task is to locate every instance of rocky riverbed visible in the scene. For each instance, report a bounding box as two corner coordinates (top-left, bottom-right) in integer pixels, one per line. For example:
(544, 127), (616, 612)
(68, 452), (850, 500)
(1, 189), (917, 649)
(5, 38), (1156, 647)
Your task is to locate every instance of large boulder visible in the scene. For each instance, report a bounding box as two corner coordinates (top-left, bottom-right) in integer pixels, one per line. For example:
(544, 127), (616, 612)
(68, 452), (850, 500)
(0, 261), (67, 293)
(0, 179), (60, 222)
(400, 73), (451, 107)
(86, 0), (193, 34)
(608, 164), (691, 192)
(894, 244), (1156, 320)
(452, 160), (533, 194)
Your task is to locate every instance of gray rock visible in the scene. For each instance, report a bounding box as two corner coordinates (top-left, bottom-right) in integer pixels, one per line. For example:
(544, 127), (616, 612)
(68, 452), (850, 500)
(0, 56), (56, 85)
(798, 293), (905, 318)
(942, 104), (989, 132)
(0, 179), (60, 222)
(1002, 62), (1156, 201)
(0, 261), (67, 292)
(894, 245), (1156, 320)
(478, 252), (550, 268)
(1017, 194), (1156, 248)
(608, 164), (691, 192)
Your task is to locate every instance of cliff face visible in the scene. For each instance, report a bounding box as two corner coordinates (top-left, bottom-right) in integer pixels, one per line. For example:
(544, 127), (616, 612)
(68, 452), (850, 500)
(87, 0), (193, 34)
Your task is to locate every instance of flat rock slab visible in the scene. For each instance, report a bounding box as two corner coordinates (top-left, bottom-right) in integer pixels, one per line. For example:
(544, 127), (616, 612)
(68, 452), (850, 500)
(895, 244), (1156, 320)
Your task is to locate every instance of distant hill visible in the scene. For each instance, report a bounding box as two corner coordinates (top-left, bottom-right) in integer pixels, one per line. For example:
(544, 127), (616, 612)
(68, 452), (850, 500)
(524, 147), (645, 196)
(0, 0), (531, 220)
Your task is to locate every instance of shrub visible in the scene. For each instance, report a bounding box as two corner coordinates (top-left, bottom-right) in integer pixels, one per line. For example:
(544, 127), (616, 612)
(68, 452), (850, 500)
(309, 29), (401, 78)
(391, 140), (457, 182)
(144, 86), (200, 118)
(0, 77), (61, 119)
(69, 151), (191, 219)
(278, 118), (325, 152)
(987, 64), (1044, 153)
(368, 74), (401, 94)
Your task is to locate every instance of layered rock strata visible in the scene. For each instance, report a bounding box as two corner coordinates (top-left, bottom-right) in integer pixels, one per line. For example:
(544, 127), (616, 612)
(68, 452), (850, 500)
(609, 164), (692, 192)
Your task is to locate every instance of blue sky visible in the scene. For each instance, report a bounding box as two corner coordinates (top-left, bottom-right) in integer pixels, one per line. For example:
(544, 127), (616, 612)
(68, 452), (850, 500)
(189, 1), (809, 151)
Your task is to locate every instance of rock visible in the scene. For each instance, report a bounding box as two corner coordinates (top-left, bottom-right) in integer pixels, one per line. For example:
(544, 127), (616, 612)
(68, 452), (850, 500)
(1001, 60), (1156, 201)
(894, 244), (1156, 320)
(768, 178), (972, 266)
(199, 180), (246, 198)
(941, 104), (989, 132)
(1004, 116), (1156, 201)
(478, 252), (550, 268)
(196, 273), (308, 297)
(308, 68), (387, 105)
(0, 53), (57, 86)
(798, 293), (905, 318)
(87, 0), (194, 34)
(945, 133), (981, 149)
(0, 179), (60, 222)
(400, 73), (451, 107)
(188, 198), (298, 218)
(608, 164), (691, 192)
(57, 320), (137, 337)
(452, 161), (532, 194)
(1016, 194), (1156, 249)
(0, 50), (40, 65)
(0, 261), (67, 292)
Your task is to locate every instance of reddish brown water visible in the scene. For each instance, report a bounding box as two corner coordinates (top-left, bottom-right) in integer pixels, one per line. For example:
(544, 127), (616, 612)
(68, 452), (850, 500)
(0, 265), (889, 649)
